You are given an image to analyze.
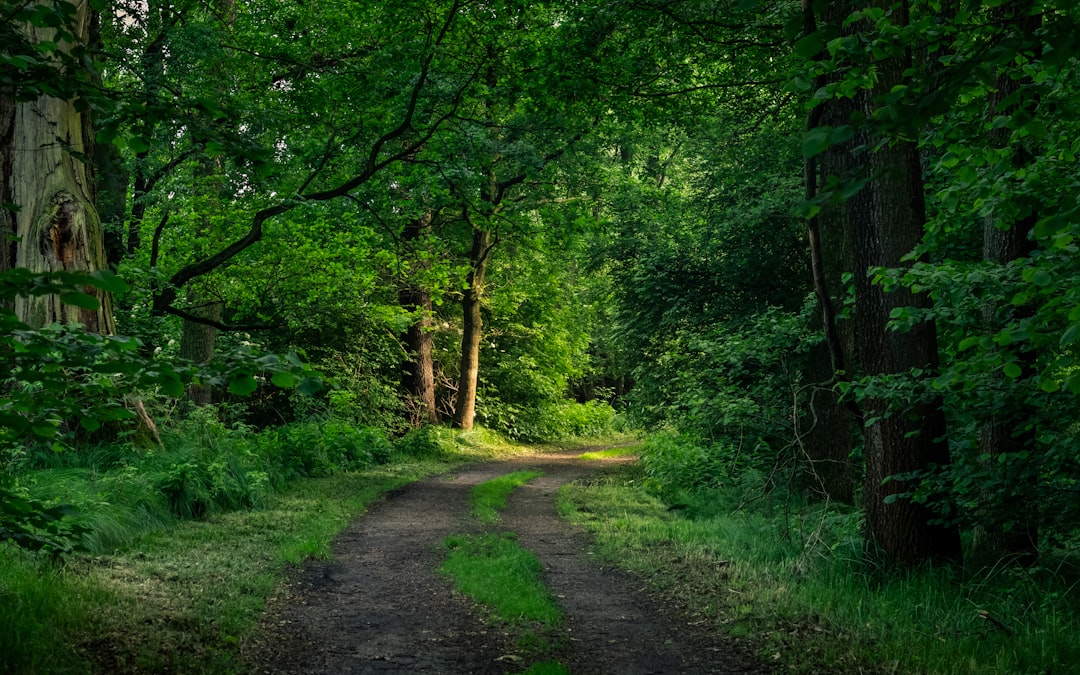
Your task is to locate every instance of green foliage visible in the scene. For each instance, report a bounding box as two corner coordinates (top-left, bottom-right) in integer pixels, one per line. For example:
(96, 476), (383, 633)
(0, 485), (88, 556)
(393, 425), (459, 458)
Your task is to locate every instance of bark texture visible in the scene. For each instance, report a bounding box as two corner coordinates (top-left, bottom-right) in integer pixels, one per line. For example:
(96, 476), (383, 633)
(8, 1), (114, 333)
(400, 214), (438, 424)
(1, 86), (15, 281)
(851, 0), (960, 564)
(800, 0), (858, 504)
(179, 293), (224, 405)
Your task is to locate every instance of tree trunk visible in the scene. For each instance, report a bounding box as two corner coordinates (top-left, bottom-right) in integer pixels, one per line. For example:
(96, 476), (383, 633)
(179, 292), (224, 405)
(454, 227), (491, 430)
(1, 86), (15, 283)
(7, 1), (114, 333)
(850, 0), (961, 565)
(799, 0), (857, 504)
(401, 286), (438, 424)
(400, 214), (439, 424)
(971, 2), (1041, 564)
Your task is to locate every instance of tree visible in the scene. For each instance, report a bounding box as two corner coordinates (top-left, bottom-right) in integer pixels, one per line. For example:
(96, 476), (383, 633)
(2, 0), (114, 332)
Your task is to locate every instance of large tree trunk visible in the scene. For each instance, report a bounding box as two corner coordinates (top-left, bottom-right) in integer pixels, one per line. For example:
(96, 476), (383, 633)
(7, 1), (114, 333)
(400, 214), (438, 425)
(799, 0), (858, 504)
(454, 227), (491, 430)
(1, 87), (15, 283)
(971, 2), (1041, 564)
(401, 286), (438, 424)
(850, 1), (961, 565)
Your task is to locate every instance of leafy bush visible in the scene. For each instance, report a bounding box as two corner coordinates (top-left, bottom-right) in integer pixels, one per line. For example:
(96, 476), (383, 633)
(394, 425), (458, 458)
(638, 431), (768, 499)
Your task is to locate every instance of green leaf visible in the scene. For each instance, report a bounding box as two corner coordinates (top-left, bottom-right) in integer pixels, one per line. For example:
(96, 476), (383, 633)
(1002, 362), (1023, 379)
(296, 378), (324, 396)
(1060, 322), (1080, 347)
(31, 423), (56, 438)
(128, 136), (150, 153)
(270, 371), (299, 388)
(59, 292), (99, 310)
(88, 270), (130, 294)
(794, 33), (825, 59)
(957, 336), (980, 351)
(801, 126), (833, 159)
(160, 373), (185, 397)
(80, 417), (102, 432)
(229, 374), (258, 396)
(1040, 378), (1060, 393)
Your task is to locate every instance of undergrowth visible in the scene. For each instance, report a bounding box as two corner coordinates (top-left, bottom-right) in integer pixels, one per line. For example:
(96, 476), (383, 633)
(0, 414), (533, 674)
(560, 463), (1080, 674)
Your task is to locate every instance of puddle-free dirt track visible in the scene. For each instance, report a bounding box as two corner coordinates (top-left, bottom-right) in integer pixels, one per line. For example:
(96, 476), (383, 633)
(246, 449), (766, 674)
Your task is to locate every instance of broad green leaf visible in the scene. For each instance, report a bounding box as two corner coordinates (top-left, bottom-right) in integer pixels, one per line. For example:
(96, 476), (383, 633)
(296, 378), (324, 396)
(1060, 322), (1080, 347)
(88, 270), (130, 294)
(31, 423), (56, 438)
(1002, 362), (1023, 379)
(229, 374), (258, 396)
(271, 371), (299, 388)
(159, 373), (185, 397)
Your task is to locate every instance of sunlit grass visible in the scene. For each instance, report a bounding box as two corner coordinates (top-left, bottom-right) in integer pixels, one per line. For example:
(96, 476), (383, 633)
(559, 464), (1080, 674)
(577, 445), (641, 461)
(471, 470), (544, 523)
(440, 532), (563, 626)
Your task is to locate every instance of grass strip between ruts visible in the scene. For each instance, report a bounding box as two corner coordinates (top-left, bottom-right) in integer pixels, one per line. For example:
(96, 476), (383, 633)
(470, 470), (544, 524)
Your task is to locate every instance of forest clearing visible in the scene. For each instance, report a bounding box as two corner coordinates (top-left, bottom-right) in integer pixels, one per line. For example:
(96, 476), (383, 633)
(2, 0), (1079, 673)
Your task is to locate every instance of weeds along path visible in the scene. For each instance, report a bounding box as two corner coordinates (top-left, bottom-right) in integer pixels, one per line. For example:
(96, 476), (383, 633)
(246, 449), (764, 674)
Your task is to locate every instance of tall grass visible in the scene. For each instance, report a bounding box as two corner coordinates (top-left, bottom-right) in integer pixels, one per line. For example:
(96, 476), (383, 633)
(560, 464), (1080, 674)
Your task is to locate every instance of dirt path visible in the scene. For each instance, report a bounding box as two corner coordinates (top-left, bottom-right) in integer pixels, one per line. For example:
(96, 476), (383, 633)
(246, 449), (766, 674)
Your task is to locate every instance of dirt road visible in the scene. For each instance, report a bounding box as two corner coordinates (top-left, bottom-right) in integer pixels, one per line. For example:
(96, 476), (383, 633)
(246, 449), (765, 674)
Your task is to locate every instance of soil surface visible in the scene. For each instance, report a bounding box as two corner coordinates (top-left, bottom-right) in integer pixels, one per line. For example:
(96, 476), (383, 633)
(245, 448), (767, 674)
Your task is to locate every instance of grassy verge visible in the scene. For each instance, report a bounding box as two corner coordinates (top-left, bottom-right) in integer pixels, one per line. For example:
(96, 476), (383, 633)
(559, 464), (1080, 674)
(1, 425), (533, 674)
(471, 470), (544, 524)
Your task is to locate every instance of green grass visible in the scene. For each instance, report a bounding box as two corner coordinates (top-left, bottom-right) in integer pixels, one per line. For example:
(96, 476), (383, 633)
(0, 546), (111, 674)
(471, 470), (544, 523)
(577, 445), (640, 461)
(521, 660), (571, 674)
(559, 464), (1080, 675)
(440, 532), (563, 626)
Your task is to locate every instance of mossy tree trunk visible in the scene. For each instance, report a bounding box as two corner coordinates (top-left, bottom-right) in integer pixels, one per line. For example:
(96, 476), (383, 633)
(6, 1), (114, 333)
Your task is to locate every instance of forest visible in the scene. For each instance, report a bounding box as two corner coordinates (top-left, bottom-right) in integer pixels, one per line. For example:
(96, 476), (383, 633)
(2, 0), (1079, 672)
